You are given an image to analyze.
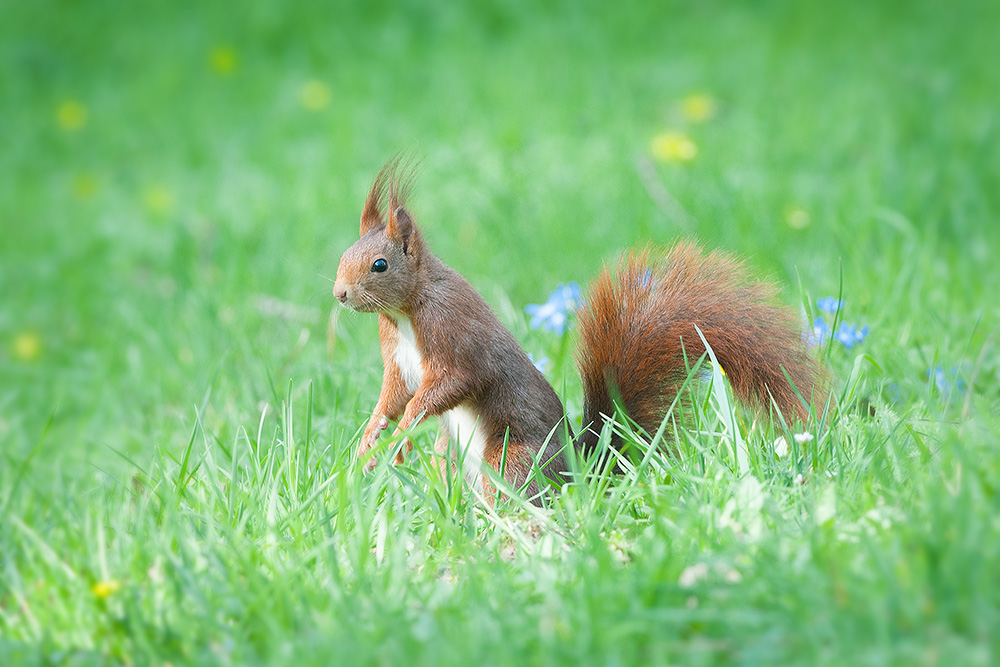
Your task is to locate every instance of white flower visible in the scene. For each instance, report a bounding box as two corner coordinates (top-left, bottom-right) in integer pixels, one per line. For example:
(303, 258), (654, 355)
(678, 562), (709, 588)
(773, 436), (789, 458)
(793, 432), (814, 445)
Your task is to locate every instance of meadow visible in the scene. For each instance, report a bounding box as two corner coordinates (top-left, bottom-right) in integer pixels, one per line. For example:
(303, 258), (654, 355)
(2, 0), (998, 664)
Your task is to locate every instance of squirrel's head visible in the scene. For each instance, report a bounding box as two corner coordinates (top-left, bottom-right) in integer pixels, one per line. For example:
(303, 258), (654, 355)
(333, 160), (422, 314)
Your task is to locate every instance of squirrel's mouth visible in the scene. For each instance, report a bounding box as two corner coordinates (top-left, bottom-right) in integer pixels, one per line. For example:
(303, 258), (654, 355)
(339, 297), (376, 314)
(337, 298), (361, 312)
(332, 282), (384, 314)
(334, 284), (365, 312)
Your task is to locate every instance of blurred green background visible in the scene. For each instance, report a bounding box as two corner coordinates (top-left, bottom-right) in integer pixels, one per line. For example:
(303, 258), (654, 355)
(2, 0), (1000, 660)
(5, 0), (996, 457)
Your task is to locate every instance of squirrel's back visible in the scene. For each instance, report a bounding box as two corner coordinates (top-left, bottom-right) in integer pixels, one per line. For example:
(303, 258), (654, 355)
(575, 242), (823, 451)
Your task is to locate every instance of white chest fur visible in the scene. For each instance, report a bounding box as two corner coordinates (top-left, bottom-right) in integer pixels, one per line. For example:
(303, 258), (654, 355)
(393, 317), (423, 393)
(392, 316), (486, 491)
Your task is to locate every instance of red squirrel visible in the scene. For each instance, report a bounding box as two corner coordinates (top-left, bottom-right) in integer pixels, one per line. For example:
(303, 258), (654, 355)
(333, 160), (823, 500)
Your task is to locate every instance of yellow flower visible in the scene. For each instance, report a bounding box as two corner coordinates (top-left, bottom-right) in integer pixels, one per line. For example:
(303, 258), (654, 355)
(651, 131), (698, 163)
(785, 207), (810, 229)
(301, 80), (331, 111)
(92, 580), (121, 599)
(142, 185), (174, 216)
(56, 100), (88, 131)
(681, 94), (715, 122)
(13, 332), (42, 361)
(72, 173), (99, 199)
(209, 46), (238, 75)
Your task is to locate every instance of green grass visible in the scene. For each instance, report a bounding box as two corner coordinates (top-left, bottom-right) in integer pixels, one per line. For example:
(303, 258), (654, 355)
(2, 0), (999, 664)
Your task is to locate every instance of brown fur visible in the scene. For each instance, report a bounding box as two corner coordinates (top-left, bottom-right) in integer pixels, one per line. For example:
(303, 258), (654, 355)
(574, 243), (825, 452)
(336, 160), (825, 502)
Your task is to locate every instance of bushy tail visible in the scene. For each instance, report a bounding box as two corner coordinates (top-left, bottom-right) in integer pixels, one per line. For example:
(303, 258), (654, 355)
(574, 241), (824, 451)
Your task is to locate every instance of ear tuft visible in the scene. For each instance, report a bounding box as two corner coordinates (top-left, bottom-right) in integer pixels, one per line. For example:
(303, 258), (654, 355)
(387, 206), (419, 255)
(359, 155), (418, 237)
(360, 163), (392, 235)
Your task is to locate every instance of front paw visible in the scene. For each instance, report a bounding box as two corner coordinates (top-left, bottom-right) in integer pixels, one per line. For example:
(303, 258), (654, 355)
(359, 442), (380, 473)
(387, 422), (417, 466)
(392, 438), (414, 466)
(358, 415), (388, 471)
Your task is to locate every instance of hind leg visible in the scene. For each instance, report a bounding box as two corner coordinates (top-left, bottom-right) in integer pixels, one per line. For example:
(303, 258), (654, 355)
(482, 441), (542, 504)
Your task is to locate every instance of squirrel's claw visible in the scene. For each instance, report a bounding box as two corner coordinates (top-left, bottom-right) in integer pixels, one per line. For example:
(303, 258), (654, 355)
(392, 438), (414, 466)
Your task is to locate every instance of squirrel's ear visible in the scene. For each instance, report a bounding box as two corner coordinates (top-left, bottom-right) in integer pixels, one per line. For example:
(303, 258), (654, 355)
(386, 206), (419, 255)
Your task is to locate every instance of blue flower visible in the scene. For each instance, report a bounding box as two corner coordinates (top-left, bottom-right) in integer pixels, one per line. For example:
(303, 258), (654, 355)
(928, 365), (966, 398)
(525, 282), (581, 335)
(833, 323), (869, 348)
(805, 316), (830, 347)
(527, 353), (550, 373)
(805, 316), (868, 349)
(817, 297), (843, 314)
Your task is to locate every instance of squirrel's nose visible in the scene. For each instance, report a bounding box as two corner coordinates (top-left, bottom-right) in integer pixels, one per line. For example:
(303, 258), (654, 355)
(333, 284), (348, 303)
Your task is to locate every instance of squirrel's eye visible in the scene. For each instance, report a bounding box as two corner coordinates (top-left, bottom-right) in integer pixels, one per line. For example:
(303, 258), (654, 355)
(371, 259), (388, 273)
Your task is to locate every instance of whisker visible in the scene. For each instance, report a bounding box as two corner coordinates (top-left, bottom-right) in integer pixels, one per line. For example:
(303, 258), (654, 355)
(307, 288), (333, 305)
(367, 294), (390, 312)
